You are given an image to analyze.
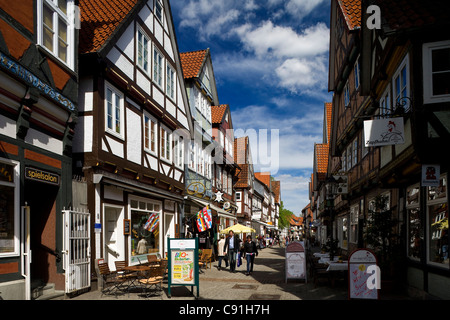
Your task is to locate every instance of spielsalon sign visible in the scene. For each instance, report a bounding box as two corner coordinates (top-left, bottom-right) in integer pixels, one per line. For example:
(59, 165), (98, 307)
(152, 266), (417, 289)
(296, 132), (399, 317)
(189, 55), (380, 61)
(25, 167), (60, 186)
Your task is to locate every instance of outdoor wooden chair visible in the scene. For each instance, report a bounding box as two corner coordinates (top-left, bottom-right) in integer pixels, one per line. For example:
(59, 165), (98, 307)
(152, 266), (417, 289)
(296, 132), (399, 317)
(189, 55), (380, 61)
(199, 249), (213, 270)
(138, 265), (165, 298)
(98, 262), (128, 297)
(147, 254), (159, 266)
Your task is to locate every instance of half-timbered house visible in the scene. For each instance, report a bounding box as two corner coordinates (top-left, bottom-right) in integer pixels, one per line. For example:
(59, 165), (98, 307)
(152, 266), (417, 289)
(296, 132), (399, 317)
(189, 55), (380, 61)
(360, 0), (450, 299)
(75, 0), (193, 270)
(0, 0), (78, 299)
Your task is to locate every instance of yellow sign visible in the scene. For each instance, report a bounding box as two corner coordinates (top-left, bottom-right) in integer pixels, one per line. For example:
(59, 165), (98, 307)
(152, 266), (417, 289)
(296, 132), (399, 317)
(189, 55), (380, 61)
(25, 167), (60, 186)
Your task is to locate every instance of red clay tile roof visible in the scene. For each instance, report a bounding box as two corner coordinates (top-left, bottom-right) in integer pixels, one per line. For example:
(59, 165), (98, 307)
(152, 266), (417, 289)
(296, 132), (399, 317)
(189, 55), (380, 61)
(179, 49), (208, 79)
(315, 143), (329, 181)
(272, 180), (280, 203)
(338, 0), (361, 30)
(79, 0), (139, 54)
(290, 215), (303, 226)
(255, 172), (271, 189)
(211, 105), (228, 124)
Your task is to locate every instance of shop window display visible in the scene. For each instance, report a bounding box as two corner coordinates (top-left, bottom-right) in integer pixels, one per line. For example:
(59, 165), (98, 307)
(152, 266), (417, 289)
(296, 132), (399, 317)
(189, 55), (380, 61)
(130, 199), (161, 263)
(0, 162), (17, 255)
(407, 184), (421, 260)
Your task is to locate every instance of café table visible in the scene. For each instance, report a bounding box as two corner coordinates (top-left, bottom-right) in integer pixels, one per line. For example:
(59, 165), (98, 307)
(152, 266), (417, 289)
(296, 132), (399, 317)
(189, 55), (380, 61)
(326, 260), (348, 272)
(122, 265), (154, 292)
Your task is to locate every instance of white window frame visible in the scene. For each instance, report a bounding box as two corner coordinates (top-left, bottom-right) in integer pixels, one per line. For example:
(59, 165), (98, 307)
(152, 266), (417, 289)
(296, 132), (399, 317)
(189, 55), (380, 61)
(153, 46), (164, 88)
(173, 134), (184, 169)
(423, 40), (450, 104)
(393, 55), (410, 111)
(105, 82), (124, 140)
(137, 26), (151, 75)
(166, 64), (176, 100)
(236, 191), (241, 201)
(143, 112), (158, 155)
(350, 204), (359, 244)
(160, 124), (172, 163)
(188, 141), (196, 171)
(37, 0), (75, 69)
(154, 0), (163, 22)
(347, 144), (352, 170)
(0, 159), (20, 257)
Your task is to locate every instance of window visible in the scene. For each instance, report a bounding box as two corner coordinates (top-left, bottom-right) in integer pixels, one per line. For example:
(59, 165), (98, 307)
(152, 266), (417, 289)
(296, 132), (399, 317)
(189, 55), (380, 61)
(423, 40), (450, 103)
(160, 125), (172, 162)
(407, 184), (421, 261)
(153, 47), (163, 87)
(130, 198), (161, 263)
(344, 81), (350, 107)
(427, 174), (448, 267)
(154, 0), (163, 22)
(105, 83), (124, 138)
(338, 216), (348, 249)
(354, 58), (360, 89)
(38, 0), (75, 68)
(380, 86), (391, 118)
(137, 28), (150, 73)
(352, 137), (358, 166)
(341, 150), (346, 172)
(143, 113), (157, 154)
(173, 134), (184, 169)
(0, 160), (19, 256)
(166, 65), (175, 99)
(347, 144), (352, 170)
(188, 142), (196, 170)
(393, 55), (410, 111)
(236, 192), (241, 201)
(350, 205), (359, 244)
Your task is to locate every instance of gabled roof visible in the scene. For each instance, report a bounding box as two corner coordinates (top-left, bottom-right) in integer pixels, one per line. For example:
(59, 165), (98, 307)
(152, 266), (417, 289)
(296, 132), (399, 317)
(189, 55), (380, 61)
(314, 143), (329, 182)
(211, 104), (228, 124)
(255, 172), (271, 189)
(290, 215), (303, 226)
(79, 0), (140, 54)
(272, 180), (281, 203)
(337, 0), (361, 31)
(180, 49), (208, 79)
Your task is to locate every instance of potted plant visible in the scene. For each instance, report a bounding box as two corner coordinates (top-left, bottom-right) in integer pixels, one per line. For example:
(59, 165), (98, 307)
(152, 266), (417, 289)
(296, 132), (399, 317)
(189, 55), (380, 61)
(364, 195), (401, 292)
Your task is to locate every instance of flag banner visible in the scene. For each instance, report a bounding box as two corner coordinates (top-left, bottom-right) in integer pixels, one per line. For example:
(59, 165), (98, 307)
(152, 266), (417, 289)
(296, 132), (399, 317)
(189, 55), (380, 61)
(203, 206), (212, 229)
(196, 209), (207, 232)
(144, 212), (159, 232)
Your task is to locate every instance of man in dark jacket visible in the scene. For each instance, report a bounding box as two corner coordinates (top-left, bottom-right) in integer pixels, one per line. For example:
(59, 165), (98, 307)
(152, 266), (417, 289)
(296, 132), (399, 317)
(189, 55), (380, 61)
(242, 235), (258, 275)
(224, 230), (241, 272)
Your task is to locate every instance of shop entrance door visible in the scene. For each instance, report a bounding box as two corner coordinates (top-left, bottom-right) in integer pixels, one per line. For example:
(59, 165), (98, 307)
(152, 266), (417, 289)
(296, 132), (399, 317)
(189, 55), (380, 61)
(164, 213), (175, 256)
(104, 205), (124, 270)
(24, 180), (59, 293)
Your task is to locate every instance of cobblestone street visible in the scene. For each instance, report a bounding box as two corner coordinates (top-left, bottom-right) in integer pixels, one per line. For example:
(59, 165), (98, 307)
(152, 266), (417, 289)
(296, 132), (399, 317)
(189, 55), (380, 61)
(64, 246), (349, 301)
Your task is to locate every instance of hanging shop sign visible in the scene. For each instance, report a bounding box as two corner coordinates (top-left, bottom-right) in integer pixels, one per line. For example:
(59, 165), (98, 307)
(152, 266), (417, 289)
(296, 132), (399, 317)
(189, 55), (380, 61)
(25, 167), (60, 186)
(167, 237), (199, 299)
(348, 249), (379, 300)
(333, 174), (348, 194)
(421, 164), (440, 187)
(363, 117), (405, 147)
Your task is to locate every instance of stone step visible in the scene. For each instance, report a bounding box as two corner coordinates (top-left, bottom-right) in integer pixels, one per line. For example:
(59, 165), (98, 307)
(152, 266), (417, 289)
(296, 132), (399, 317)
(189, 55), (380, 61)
(32, 282), (65, 300)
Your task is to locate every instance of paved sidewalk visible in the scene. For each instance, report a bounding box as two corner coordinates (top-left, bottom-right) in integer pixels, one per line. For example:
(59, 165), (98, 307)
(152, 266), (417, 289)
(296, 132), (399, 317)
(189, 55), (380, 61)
(62, 246), (350, 301)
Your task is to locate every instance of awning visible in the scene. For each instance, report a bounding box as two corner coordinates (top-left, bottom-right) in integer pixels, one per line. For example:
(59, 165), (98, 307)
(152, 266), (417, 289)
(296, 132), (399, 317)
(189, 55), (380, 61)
(187, 196), (237, 221)
(252, 219), (277, 229)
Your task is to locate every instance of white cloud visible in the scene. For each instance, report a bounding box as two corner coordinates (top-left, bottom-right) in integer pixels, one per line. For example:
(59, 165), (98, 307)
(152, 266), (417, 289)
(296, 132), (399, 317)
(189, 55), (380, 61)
(274, 173), (311, 215)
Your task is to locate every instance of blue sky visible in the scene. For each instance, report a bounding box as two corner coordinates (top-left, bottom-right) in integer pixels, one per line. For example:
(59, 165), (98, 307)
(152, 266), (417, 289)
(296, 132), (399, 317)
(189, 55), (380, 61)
(171, 0), (332, 215)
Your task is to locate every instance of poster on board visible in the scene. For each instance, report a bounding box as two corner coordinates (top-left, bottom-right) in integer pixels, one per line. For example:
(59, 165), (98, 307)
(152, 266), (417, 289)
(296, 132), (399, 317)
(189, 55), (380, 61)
(348, 249), (379, 300)
(285, 241), (306, 283)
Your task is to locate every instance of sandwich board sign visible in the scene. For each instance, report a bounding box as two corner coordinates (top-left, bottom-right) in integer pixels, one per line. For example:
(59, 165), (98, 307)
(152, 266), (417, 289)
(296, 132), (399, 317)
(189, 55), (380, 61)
(167, 236), (199, 299)
(285, 241), (307, 283)
(348, 249), (379, 300)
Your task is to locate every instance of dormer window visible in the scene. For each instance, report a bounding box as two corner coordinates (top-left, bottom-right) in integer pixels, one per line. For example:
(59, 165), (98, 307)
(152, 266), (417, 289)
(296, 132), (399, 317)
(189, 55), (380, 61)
(37, 0), (75, 69)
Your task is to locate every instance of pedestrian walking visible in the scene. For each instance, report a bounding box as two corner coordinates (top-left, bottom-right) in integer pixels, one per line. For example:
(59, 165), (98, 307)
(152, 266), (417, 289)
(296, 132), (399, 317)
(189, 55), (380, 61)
(217, 234), (228, 270)
(242, 235), (258, 275)
(224, 230), (241, 273)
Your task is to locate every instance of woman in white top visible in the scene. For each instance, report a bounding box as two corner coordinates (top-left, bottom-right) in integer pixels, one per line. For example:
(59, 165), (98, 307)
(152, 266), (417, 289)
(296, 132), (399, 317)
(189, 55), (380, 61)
(217, 235), (228, 270)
